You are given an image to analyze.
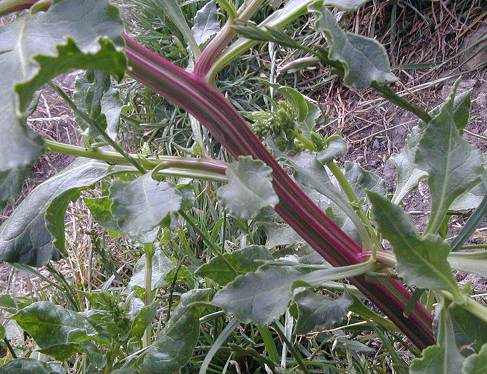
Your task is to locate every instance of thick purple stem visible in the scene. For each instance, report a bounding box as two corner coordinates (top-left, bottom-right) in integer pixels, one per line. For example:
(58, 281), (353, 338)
(124, 35), (434, 348)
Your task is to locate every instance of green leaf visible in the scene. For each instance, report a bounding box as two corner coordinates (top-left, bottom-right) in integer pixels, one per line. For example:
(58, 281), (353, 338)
(196, 246), (273, 285)
(411, 302), (465, 374)
(448, 251), (487, 278)
(129, 304), (157, 341)
(449, 303), (487, 351)
(217, 156), (278, 220)
(262, 222), (304, 248)
(215, 0), (237, 19)
(110, 173), (182, 241)
(368, 192), (459, 295)
(312, 6), (396, 89)
(316, 136), (347, 163)
(462, 344), (487, 373)
(129, 250), (174, 291)
(83, 196), (121, 237)
(294, 290), (352, 334)
(344, 161), (385, 201)
(0, 324), (4, 340)
(142, 289), (210, 373)
(450, 182), (487, 212)
(74, 70), (122, 142)
(389, 127), (428, 204)
(415, 88), (482, 234)
(11, 301), (97, 361)
(154, 0), (200, 58)
(0, 0), (125, 206)
(192, 1), (220, 46)
(323, 0), (370, 11)
(0, 160), (114, 266)
(0, 359), (65, 374)
(213, 261), (372, 325)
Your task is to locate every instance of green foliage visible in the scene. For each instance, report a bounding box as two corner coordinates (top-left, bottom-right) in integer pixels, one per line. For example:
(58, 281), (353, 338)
(217, 156), (278, 219)
(192, 1), (220, 46)
(0, 359), (65, 374)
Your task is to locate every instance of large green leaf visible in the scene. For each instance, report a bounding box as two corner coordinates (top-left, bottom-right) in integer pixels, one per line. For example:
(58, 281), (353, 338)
(128, 250), (174, 290)
(213, 261), (372, 325)
(415, 89), (482, 234)
(449, 304), (487, 351)
(0, 359), (65, 374)
(192, 1), (220, 46)
(462, 344), (487, 374)
(142, 289), (210, 373)
(110, 173), (181, 241)
(447, 251), (487, 278)
(196, 246), (273, 285)
(368, 192), (459, 295)
(312, 6), (396, 89)
(74, 70), (122, 142)
(11, 301), (97, 361)
(344, 161), (385, 201)
(0, 160), (114, 266)
(294, 290), (352, 334)
(410, 303), (465, 374)
(0, 0), (126, 204)
(217, 156), (278, 220)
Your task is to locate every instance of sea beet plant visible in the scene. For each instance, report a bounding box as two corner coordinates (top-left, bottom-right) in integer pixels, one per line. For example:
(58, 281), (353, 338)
(0, 0), (486, 372)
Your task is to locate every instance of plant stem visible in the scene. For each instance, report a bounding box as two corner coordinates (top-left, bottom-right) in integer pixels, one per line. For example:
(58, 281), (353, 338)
(273, 322), (309, 374)
(142, 243), (154, 348)
(0, 0), (35, 16)
(3, 337), (17, 359)
(50, 83), (147, 174)
(44, 139), (228, 182)
(371, 83), (431, 123)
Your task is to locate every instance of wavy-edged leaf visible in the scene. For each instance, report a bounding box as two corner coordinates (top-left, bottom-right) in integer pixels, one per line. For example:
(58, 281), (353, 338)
(416, 88), (482, 234)
(368, 192), (459, 295)
(74, 70), (122, 142)
(217, 156), (278, 220)
(213, 261), (372, 325)
(129, 250), (174, 291)
(192, 1), (220, 46)
(316, 135), (347, 163)
(344, 161), (385, 201)
(0, 0), (125, 206)
(11, 301), (97, 361)
(294, 290), (352, 334)
(462, 344), (487, 373)
(196, 245), (273, 285)
(110, 173), (181, 241)
(0, 359), (65, 374)
(142, 289), (210, 373)
(312, 6), (396, 89)
(0, 160), (114, 266)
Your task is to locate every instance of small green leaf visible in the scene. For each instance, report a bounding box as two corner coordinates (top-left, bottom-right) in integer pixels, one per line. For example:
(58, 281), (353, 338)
(0, 359), (65, 374)
(368, 192), (459, 295)
(110, 173), (182, 241)
(323, 0), (370, 11)
(0, 0), (125, 206)
(0, 160), (114, 266)
(416, 88), (482, 234)
(312, 6), (396, 89)
(344, 161), (385, 201)
(142, 289), (210, 373)
(11, 301), (97, 361)
(217, 157), (278, 220)
(448, 251), (487, 278)
(462, 344), (487, 373)
(74, 71), (122, 142)
(83, 196), (121, 236)
(316, 136), (347, 163)
(389, 127), (428, 204)
(129, 250), (174, 291)
(192, 1), (220, 46)
(129, 304), (157, 341)
(294, 290), (352, 334)
(196, 246), (273, 285)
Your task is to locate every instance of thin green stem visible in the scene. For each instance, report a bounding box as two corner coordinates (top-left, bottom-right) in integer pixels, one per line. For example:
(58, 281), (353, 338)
(179, 211), (238, 275)
(50, 83), (147, 173)
(371, 83), (431, 123)
(273, 323), (310, 374)
(143, 243), (154, 348)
